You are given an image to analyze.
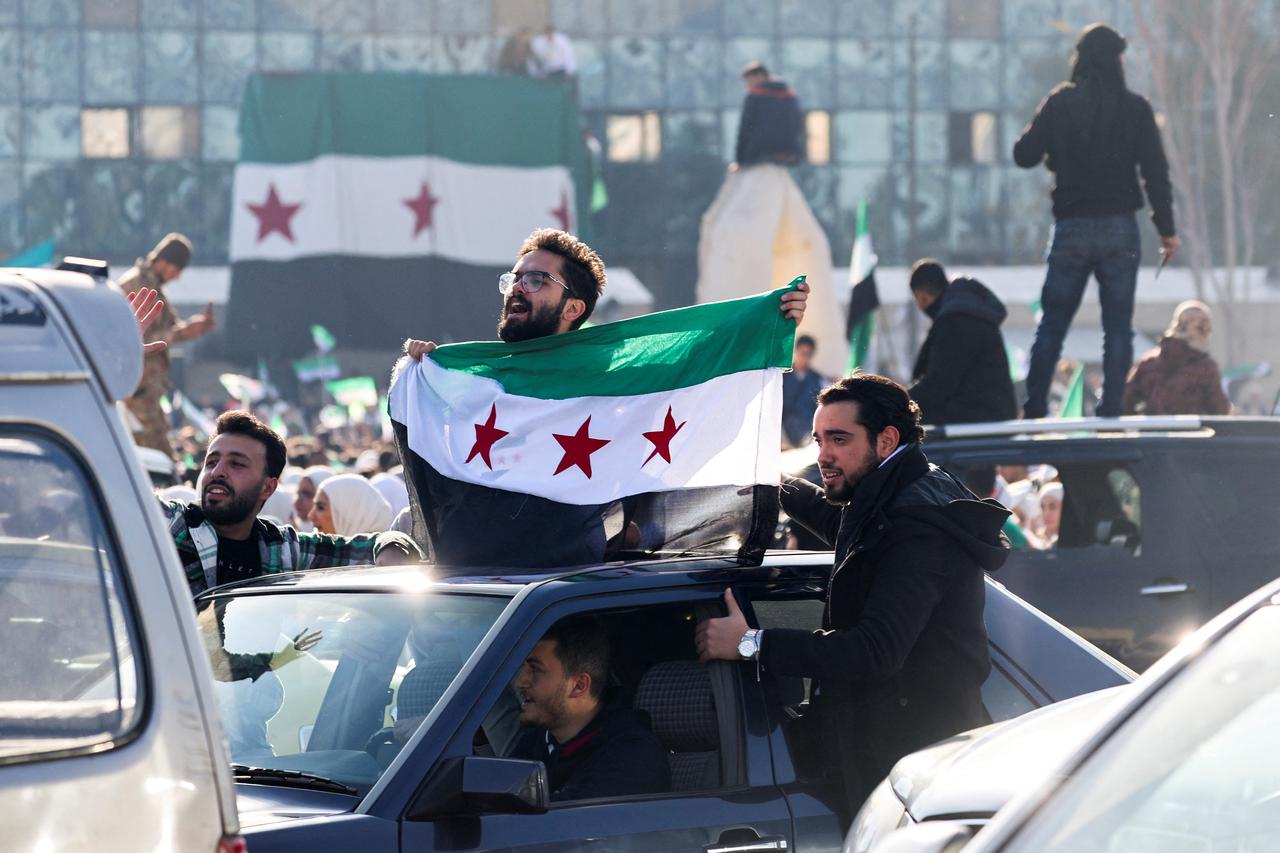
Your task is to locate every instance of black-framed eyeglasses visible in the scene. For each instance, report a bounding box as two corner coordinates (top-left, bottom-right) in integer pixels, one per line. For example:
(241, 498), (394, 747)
(497, 270), (571, 296)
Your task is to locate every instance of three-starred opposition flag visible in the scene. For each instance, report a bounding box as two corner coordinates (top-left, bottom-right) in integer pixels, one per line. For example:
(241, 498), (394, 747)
(846, 200), (880, 371)
(388, 281), (800, 506)
(227, 72), (592, 357)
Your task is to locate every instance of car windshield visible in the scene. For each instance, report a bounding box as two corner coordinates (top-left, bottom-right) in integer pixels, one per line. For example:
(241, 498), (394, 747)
(196, 588), (510, 794)
(1009, 603), (1280, 851)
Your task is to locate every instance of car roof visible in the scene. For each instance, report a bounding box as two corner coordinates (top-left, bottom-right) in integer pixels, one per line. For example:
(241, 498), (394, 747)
(927, 415), (1280, 442)
(195, 550), (837, 598)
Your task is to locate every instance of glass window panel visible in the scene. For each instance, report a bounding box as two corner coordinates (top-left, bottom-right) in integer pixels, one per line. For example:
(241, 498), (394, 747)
(202, 105), (239, 161)
(606, 37), (664, 109)
(83, 31), (141, 105)
(319, 33), (373, 70)
(779, 0), (833, 36)
(892, 0), (945, 37)
(947, 0), (1001, 37)
(200, 162), (234, 259)
(949, 166), (1002, 259)
(667, 0), (720, 34)
(835, 0), (891, 36)
(78, 160), (146, 256)
(259, 32), (316, 72)
(1006, 40), (1066, 116)
(723, 0), (774, 35)
(317, 0), (373, 33)
(435, 35), (493, 73)
(0, 433), (144, 764)
(0, 30), (17, 102)
(1060, 0), (1117, 32)
(893, 110), (948, 163)
(83, 0), (139, 25)
(1003, 0), (1064, 38)
(24, 0), (80, 26)
(835, 39), (892, 109)
(642, 110), (662, 160)
(23, 30), (80, 102)
(806, 110), (831, 165)
(437, 0), (491, 32)
(81, 107), (129, 159)
(780, 38), (833, 109)
(663, 110), (719, 158)
(666, 38), (720, 108)
(971, 111), (998, 163)
(202, 0), (255, 28)
(891, 39), (947, 111)
(140, 105), (199, 159)
(949, 39), (1002, 110)
(834, 110), (892, 164)
(607, 114), (643, 161)
(0, 105), (17, 156)
(373, 35), (435, 72)
(608, 0), (671, 34)
(573, 37), (606, 108)
(493, 0), (548, 33)
(142, 31), (198, 104)
(203, 31), (258, 102)
(550, 0), (608, 38)
(0, 164), (19, 254)
(261, 0), (317, 30)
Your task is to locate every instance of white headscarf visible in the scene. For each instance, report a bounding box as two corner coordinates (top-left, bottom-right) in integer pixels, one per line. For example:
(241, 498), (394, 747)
(318, 474), (393, 536)
(261, 484), (295, 525)
(300, 464), (336, 490)
(280, 466), (306, 488)
(370, 472), (410, 517)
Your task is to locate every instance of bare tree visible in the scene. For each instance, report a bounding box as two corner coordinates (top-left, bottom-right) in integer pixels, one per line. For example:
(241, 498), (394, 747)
(1131, 0), (1280, 365)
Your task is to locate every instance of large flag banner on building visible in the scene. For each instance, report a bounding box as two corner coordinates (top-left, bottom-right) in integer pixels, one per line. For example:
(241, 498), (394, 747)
(846, 201), (880, 371)
(389, 282), (798, 508)
(228, 73), (592, 356)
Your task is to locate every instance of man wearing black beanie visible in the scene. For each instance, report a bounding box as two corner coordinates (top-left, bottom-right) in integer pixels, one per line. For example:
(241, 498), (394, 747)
(120, 232), (217, 455)
(1015, 23), (1180, 419)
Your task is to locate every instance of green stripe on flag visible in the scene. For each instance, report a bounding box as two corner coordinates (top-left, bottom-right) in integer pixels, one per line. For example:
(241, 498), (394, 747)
(1057, 365), (1085, 418)
(849, 313), (874, 371)
(428, 279), (803, 400)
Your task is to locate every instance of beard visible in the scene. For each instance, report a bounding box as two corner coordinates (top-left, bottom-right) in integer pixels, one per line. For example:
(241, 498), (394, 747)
(518, 684), (569, 730)
(821, 446), (880, 504)
(498, 292), (567, 343)
(200, 478), (265, 525)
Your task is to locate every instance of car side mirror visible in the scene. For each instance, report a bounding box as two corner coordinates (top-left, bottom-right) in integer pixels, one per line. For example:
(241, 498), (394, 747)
(409, 756), (549, 820)
(857, 820), (974, 853)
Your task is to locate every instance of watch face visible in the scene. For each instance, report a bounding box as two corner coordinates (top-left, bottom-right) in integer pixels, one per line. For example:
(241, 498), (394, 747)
(737, 634), (755, 657)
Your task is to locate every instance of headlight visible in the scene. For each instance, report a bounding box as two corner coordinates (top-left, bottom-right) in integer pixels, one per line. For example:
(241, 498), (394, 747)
(846, 777), (910, 853)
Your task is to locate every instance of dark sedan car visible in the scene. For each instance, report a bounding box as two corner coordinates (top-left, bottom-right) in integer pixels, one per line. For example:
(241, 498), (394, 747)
(197, 552), (1130, 853)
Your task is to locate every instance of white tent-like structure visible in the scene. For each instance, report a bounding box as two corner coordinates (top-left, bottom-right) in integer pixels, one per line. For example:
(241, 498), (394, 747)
(696, 164), (848, 378)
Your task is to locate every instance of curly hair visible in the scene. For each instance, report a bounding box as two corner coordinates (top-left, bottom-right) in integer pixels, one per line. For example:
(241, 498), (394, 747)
(518, 228), (607, 329)
(817, 373), (925, 447)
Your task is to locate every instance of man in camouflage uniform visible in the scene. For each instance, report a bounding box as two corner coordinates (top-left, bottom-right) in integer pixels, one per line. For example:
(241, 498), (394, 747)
(118, 233), (215, 455)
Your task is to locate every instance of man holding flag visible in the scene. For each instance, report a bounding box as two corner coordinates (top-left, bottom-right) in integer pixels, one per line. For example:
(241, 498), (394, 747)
(397, 228), (809, 568)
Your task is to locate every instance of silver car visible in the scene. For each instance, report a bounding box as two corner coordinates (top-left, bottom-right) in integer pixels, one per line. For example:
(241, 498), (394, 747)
(0, 268), (242, 851)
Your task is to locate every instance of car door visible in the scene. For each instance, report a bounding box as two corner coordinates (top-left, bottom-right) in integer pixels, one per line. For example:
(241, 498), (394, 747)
(935, 444), (1211, 670)
(394, 584), (795, 853)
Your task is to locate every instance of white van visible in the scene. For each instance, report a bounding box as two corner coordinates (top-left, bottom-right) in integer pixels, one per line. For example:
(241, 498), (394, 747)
(0, 267), (243, 851)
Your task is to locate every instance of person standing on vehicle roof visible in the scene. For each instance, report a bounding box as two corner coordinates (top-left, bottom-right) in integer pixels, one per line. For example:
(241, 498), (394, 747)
(118, 233), (216, 457)
(696, 374), (1010, 823)
(1015, 23), (1180, 419)
(907, 259), (1018, 425)
(127, 288), (421, 597)
(399, 228), (809, 568)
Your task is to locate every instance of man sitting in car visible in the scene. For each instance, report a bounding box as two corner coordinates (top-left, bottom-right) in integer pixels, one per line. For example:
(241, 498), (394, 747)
(510, 617), (671, 801)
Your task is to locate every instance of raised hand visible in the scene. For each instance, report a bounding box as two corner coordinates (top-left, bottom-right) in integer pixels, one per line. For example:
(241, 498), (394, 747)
(127, 287), (168, 355)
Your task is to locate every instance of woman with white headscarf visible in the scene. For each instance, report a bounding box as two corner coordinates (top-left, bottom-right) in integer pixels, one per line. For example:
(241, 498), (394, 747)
(310, 474), (393, 537)
(1124, 300), (1231, 416)
(370, 472), (410, 518)
(293, 465), (335, 532)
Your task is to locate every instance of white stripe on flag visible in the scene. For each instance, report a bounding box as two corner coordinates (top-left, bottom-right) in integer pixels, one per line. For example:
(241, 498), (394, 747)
(390, 358), (783, 506)
(230, 155), (575, 265)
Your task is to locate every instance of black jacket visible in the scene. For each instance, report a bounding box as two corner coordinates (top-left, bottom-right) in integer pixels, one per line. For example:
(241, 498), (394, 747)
(735, 79), (805, 166)
(765, 444), (1010, 814)
(910, 277), (1018, 425)
(511, 699), (672, 801)
(1013, 83), (1175, 236)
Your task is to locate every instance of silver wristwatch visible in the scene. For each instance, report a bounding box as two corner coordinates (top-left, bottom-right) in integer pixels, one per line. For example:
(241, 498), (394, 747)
(737, 628), (763, 660)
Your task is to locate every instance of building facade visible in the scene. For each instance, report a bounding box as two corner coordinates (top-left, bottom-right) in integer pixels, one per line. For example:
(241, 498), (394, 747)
(2, 0), (1153, 307)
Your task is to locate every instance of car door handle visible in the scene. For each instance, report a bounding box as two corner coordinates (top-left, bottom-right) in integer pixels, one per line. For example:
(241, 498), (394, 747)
(705, 836), (788, 853)
(1141, 582), (1189, 596)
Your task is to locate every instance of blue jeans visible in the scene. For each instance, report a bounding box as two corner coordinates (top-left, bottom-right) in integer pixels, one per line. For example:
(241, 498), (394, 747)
(1023, 214), (1141, 418)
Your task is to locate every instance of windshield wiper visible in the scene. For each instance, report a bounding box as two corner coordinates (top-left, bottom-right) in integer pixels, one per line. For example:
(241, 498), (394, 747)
(231, 764), (359, 796)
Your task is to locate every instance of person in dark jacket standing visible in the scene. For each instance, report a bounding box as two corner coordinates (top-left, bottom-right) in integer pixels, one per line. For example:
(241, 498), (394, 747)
(696, 374), (1010, 821)
(782, 334), (826, 447)
(734, 62), (805, 167)
(908, 260), (1018, 425)
(1015, 23), (1181, 419)
(510, 617), (671, 801)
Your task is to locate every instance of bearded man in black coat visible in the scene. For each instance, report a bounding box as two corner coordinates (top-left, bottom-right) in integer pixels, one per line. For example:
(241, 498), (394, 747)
(696, 374), (1010, 823)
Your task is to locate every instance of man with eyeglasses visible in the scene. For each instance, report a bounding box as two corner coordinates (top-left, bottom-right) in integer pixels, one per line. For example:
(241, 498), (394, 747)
(399, 228), (808, 568)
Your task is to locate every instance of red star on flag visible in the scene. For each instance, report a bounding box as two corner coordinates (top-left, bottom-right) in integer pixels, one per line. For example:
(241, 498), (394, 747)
(642, 406), (687, 466)
(403, 181), (439, 237)
(465, 403), (509, 470)
(550, 188), (572, 232)
(553, 416), (610, 478)
(246, 184), (302, 243)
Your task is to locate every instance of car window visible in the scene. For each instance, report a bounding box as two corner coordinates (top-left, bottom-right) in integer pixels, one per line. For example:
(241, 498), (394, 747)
(1180, 453), (1280, 551)
(1009, 605), (1280, 851)
(198, 590), (508, 792)
(0, 433), (144, 763)
(477, 601), (742, 803)
(955, 462), (1141, 555)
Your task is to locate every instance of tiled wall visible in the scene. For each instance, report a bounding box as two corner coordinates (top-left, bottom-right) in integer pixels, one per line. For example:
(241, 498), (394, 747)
(2, 0), (1153, 300)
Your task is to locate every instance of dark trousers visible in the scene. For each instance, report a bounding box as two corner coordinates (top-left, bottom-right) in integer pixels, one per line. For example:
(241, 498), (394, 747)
(1024, 214), (1141, 418)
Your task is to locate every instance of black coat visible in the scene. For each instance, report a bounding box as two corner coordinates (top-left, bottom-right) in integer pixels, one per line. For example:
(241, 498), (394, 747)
(511, 699), (671, 801)
(765, 444), (1010, 816)
(910, 277), (1018, 425)
(735, 79), (805, 166)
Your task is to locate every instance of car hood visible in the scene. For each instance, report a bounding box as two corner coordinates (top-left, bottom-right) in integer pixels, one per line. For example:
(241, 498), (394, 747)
(235, 783), (358, 829)
(891, 687), (1127, 821)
